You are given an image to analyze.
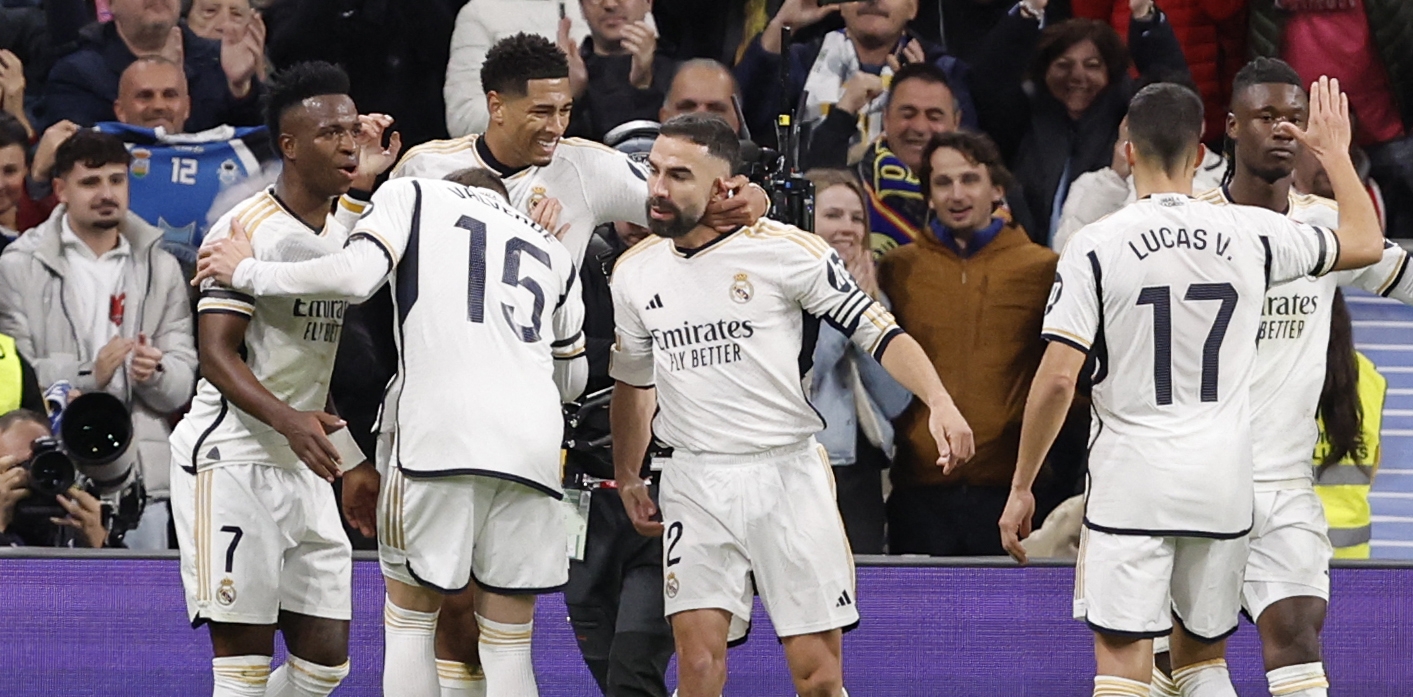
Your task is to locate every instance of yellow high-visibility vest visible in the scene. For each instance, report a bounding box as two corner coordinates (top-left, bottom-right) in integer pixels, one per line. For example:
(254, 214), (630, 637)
(1312, 352), (1387, 559)
(0, 333), (22, 415)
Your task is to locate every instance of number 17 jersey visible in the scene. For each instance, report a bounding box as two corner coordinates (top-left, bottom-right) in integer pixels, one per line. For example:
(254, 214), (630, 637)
(1044, 193), (1338, 537)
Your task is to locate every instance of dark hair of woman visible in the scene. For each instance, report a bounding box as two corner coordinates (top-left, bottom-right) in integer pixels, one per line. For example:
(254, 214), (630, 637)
(1317, 289), (1364, 469)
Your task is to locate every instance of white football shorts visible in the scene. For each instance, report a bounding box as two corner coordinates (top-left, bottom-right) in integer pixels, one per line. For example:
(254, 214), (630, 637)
(657, 439), (858, 641)
(172, 457), (352, 626)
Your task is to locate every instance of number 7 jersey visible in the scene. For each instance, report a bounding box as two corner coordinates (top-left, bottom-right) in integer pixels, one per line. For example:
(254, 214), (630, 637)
(1044, 193), (1339, 537)
(352, 178), (584, 496)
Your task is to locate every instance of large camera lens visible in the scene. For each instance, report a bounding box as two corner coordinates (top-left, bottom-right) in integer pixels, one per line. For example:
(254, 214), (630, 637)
(26, 446), (76, 498)
(60, 392), (132, 465)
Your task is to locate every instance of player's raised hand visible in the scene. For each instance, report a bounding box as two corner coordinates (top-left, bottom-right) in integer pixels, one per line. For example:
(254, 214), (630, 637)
(341, 461), (380, 538)
(277, 410), (346, 482)
(354, 113), (402, 188)
(929, 401), (974, 474)
(530, 196), (571, 240)
(621, 479), (664, 537)
(193, 218), (255, 287)
(998, 487), (1035, 564)
(1278, 76), (1351, 166)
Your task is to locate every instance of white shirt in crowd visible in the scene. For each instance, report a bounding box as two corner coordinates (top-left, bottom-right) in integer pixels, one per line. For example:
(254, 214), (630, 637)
(61, 215), (131, 395)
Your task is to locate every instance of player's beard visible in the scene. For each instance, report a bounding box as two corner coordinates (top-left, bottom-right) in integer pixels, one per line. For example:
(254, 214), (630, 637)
(646, 196), (701, 239)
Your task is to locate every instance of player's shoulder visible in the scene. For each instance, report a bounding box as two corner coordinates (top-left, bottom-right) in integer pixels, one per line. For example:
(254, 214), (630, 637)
(739, 218), (834, 259)
(557, 137), (629, 161)
(611, 235), (671, 276)
(391, 134), (479, 176)
(1194, 187), (1228, 206)
(224, 188), (289, 240)
(1289, 192), (1339, 227)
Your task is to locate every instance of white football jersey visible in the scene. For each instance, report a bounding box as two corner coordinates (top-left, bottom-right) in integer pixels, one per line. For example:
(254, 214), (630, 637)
(1045, 193), (1338, 536)
(1197, 187), (1412, 486)
(171, 188), (368, 471)
(350, 178), (583, 496)
(390, 134), (649, 265)
(610, 219), (904, 455)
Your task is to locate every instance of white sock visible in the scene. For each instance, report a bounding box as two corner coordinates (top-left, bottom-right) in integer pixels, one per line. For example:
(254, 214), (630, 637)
(437, 658), (487, 697)
(1173, 659), (1238, 697)
(1267, 662), (1329, 697)
(476, 613), (538, 697)
(265, 654), (349, 697)
(1094, 675), (1150, 696)
(384, 597), (441, 697)
(213, 655), (271, 697)
(1150, 665), (1179, 697)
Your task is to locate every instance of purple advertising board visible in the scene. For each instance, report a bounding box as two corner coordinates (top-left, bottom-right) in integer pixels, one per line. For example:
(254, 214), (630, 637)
(1, 555), (1408, 696)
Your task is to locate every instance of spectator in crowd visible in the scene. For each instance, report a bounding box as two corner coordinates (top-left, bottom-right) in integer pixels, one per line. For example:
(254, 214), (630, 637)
(658, 59), (743, 134)
(805, 168), (912, 554)
(444, 0), (589, 138)
(41, 0), (265, 132)
(263, 0), (459, 150)
(1, 48), (33, 139)
(1053, 78), (1226, 251)
(184, 0), (258, 41)
(562, 0), (676, 143)
(971, 0), (1188, 245)
(0, 4), (50, 125)
(735, 0), (977, 150)
(806, 62), (960, 251)
(0, 112), (57, 239)
(99, 56), (274, 270)
(0, 409), (109, 549)
(879, 131), (1056, 556)
(1073, 0), (1248, 147)
(1249, 0), (1413, 238)
(908, 0), (1069, 64)
(0, 130), (198, 550)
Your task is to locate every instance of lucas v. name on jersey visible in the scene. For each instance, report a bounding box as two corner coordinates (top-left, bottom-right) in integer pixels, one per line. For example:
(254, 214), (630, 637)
(1128, 226), (1235, 261)
(293, 298), (347, 343)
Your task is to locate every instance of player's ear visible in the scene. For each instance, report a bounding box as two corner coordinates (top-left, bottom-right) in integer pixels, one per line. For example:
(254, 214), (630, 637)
(1226, 111), (1238, 141)
(1124, 141), (1136, 171)
(278, 132), (298, 161)
(710, 177), (731, 203)
(1192, 143), (1207, 171)
(487, 91), (505, 125)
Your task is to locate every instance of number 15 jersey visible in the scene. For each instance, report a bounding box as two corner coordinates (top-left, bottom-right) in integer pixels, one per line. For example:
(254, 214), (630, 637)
(1044, 193), (1339, 537)
(352, 178), (584, 496)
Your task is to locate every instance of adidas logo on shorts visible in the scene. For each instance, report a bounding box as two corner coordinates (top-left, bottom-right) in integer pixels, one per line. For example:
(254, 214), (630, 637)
(835, 590), (853, 608)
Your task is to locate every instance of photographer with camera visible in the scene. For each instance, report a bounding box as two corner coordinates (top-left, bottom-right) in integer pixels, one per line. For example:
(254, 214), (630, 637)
(0, 408), (109, 548)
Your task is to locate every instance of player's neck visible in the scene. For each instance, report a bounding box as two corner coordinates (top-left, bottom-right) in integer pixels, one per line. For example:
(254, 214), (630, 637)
(480, 128), (533, 172)
(274, 172), (336, 230)
(1227, 167), (1292, 214)
(671, 225), (723, 252)
(1132, 163), (1195, 200)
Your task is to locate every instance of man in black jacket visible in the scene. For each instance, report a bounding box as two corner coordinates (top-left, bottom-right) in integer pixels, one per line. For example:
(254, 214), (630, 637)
(562, 0), (677, 143)
(562, 217), (673, 697)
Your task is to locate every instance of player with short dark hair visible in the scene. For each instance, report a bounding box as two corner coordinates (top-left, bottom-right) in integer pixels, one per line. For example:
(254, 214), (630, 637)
(1000, 77), (1382, 697)
(169, 60), (398, 697)
(610, 113), (974, 697)
(1141, 57), (1413, 697)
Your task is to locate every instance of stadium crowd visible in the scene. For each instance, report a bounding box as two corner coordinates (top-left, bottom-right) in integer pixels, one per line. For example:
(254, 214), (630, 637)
(0, 0), (1406, 557)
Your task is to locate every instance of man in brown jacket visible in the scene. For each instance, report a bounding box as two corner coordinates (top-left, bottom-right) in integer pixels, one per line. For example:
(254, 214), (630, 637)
(879, 130), (1057, 555)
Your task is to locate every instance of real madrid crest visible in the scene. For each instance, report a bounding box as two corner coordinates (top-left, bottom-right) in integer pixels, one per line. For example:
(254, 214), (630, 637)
(217, 577), (238, 606)
(665, 572), (680, 598)
(729, 273), (753, 304)
(528, 186), (548, 208)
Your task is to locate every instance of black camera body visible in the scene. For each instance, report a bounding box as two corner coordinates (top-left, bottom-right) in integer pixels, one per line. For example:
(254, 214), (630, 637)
(13, 391), (144, 544)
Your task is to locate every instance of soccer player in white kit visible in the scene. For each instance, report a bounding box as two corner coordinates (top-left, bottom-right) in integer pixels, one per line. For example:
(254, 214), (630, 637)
(998, 79), (1384, 697)
(1137, 58), (1413, 697)
(387, 33), (764, 695)
(169, 62), (400, 697)
(197, 168), (588, 697)
(608, 114), (976, 697)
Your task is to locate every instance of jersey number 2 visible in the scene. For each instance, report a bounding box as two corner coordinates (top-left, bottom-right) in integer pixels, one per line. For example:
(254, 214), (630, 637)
(1135, 283), (1238, 405)
(456, 215), (551, 342)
